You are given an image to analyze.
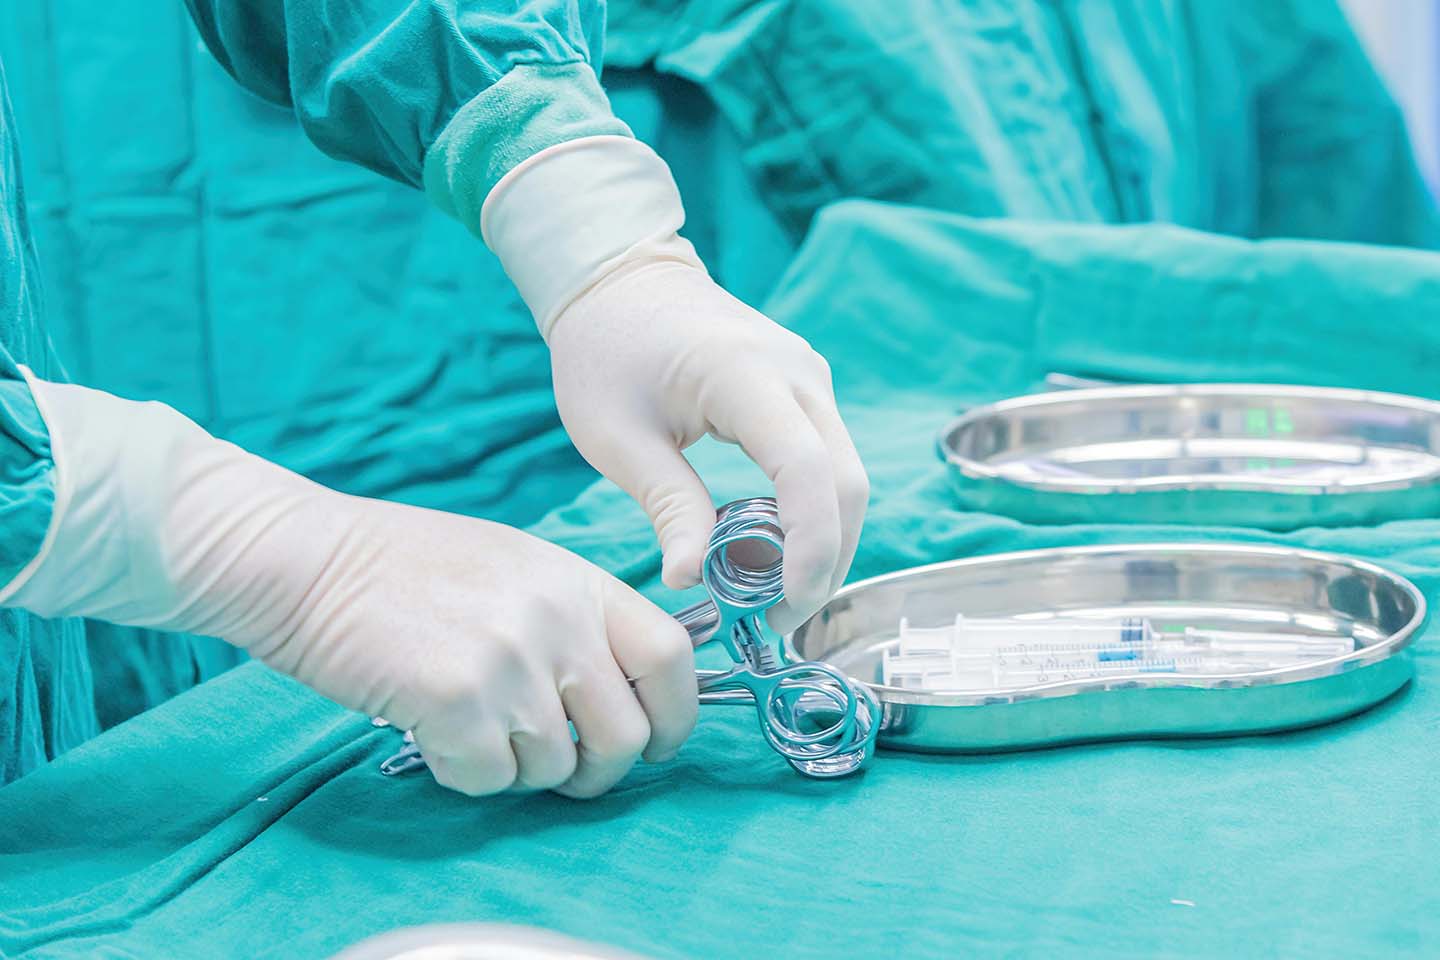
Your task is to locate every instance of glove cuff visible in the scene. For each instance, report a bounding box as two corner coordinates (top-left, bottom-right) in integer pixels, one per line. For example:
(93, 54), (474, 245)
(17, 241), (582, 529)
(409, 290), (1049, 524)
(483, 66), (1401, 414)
(0, 368), (74, 607)
(5, 376), (363, 649)
(423, 63), (635, 235)
(480, 134), (705, 340)
(1, 374), (334, 643)
(3, 376), (158, 619)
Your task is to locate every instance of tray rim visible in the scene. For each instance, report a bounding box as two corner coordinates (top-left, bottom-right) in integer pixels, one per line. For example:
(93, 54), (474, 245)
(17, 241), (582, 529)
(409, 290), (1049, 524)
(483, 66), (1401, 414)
(788, 541), (1427, 708)
(936, 383), (1440, 496)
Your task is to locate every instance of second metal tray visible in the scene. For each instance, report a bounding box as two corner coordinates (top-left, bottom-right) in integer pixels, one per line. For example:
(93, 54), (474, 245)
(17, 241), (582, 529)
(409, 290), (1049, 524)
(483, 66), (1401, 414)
(938, 384), (1440, 527)
(789, 543), (1424, 753)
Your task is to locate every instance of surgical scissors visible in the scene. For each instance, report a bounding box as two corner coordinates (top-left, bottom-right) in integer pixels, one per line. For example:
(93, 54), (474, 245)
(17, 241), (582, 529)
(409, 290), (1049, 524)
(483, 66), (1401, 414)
(379, 498), (879, 780)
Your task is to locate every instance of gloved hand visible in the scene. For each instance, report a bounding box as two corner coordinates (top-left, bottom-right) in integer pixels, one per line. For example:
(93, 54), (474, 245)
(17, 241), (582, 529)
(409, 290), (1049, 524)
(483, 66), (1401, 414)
(2, 376), (695, 798)
(482, 136), (868, 634)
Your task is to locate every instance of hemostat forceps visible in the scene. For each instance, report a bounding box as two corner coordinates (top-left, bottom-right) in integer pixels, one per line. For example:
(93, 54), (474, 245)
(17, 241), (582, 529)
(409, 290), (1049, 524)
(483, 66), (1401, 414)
(672, 498), (879, 777)
(379, 498), (879, 780)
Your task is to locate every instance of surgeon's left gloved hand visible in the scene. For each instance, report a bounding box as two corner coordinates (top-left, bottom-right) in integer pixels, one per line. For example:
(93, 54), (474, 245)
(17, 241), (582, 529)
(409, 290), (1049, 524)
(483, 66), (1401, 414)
(482, 136), (869, 634)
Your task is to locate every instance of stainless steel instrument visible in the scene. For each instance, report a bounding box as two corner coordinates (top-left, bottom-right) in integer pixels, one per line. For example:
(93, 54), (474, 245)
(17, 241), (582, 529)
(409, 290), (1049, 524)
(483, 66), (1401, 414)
(939, 383), (1440, 527)
(331, 923), (653, 960)
(673, 498), (880, 777)
(790, 542), (1425, 752)
(379, 498), (880, 781)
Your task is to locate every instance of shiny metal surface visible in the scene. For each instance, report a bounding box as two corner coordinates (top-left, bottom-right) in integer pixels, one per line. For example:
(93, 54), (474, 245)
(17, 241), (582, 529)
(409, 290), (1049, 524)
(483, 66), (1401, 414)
(672, 498), (879, 777)
(379, 498), (879, 780)
(789, 543), (1425, 753)
(939, 384), (1440, 526)
(331, 923), (652, 960)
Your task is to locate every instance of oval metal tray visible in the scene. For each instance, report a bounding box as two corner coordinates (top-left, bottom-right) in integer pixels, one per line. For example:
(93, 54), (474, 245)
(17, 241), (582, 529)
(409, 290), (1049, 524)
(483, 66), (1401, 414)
(938, 384), (1440, 527)
(788, 544), (1424, 753)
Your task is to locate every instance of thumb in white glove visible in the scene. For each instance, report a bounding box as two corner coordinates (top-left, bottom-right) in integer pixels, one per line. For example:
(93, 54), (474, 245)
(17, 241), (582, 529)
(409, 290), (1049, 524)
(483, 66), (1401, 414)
(483, 137), (868, 634)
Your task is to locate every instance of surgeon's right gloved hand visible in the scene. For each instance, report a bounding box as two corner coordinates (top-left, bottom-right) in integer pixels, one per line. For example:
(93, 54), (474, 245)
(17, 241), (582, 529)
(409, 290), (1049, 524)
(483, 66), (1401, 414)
(0, 378), (696, 798)
(482, 136), (868, 635)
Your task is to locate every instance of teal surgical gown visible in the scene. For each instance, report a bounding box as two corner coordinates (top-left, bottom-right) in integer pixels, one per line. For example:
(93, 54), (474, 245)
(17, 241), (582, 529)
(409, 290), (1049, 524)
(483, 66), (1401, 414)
(0, 60), (96, 784)
(0, 0), (629, 784)
(2, 0), (1438, 786)
(604, 0), (1439, 248)
(182, 0), (631, 231)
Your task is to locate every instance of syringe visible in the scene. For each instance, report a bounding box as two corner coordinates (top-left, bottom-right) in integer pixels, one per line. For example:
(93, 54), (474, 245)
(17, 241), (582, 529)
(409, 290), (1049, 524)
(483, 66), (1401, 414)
(883, 615), (1356, 692)
(883, 651), (1291, 692)
(896, 616), (1152, 655)
(895, 616), (1353, 660)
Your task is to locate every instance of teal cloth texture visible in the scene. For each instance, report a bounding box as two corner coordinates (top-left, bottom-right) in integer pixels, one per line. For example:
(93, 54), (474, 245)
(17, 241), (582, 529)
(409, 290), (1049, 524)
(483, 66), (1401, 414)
(183, 0), (631, 222)
(3, 0), (1440, 955)
(0, 58), (98, 785)
(5, 199), (1440, 957)
(0, 1), (787, 747)
(608, 0), (1440, 247)
(0, 3), (704, 744)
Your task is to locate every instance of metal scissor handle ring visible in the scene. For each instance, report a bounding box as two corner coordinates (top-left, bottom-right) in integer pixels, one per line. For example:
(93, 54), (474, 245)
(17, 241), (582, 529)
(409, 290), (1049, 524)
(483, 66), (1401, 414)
(693, 661), (861, 763)
(785, 683), (882, 778)
(755, 663), (861, 754)
(700, 499), (786, 626)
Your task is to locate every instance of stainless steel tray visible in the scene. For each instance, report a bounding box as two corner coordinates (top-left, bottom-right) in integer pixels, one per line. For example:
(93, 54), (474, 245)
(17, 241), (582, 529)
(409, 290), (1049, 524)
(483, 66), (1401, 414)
(332, 924), (647, 960)
(938, 384), (1440, 527)
(788, 543), (1424, 753)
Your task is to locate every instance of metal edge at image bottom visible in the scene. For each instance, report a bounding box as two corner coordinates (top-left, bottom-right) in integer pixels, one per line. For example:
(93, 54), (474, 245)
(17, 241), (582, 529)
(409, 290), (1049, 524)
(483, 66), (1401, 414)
(329, 924), (653, 960)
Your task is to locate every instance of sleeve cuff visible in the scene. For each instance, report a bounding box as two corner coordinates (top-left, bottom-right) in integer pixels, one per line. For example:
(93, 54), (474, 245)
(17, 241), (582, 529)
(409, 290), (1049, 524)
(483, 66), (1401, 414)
(422, 61), (634, 237)
(477, 134), (706, 339)
(0, 366), (66, 605)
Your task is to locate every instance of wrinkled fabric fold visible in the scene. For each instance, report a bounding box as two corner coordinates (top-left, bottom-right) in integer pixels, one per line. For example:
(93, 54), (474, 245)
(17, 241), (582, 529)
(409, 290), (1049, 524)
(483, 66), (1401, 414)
(7, 199), (1440, 957)
(0, 60), (98, 785)
(184, 0), (630, 221)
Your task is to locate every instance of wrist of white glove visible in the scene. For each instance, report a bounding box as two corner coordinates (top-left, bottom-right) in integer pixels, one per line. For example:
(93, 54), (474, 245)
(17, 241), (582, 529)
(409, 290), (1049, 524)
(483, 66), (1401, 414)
(481, 135), (706, 341)
(482, 137), (869, 633)
(4, 375), (345, 644)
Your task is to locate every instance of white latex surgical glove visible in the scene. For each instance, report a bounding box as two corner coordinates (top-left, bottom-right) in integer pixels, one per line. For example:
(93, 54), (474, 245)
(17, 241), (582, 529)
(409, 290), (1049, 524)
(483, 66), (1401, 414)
(1, 376), (696, 798)
(483, 136), (868, 634)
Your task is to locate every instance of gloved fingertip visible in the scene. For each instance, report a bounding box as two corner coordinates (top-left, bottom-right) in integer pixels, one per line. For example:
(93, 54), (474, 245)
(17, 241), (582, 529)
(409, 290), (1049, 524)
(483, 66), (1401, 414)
(661, 566), (701, 591)
(783, 548), (832, 599)
(779, 575), (827, 627)
(644, 745), (681, 764)
(660, 545), (703, 590)
(552, 779), (607, 801)
(764, 602), (803, 637)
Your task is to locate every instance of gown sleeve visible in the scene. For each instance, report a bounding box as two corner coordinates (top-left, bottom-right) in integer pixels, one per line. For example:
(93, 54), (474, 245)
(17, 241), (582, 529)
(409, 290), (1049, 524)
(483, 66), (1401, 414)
(0, 358), (57, 600)
(182, 0), (634, 233)
(1228, 0), (1440, 248)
